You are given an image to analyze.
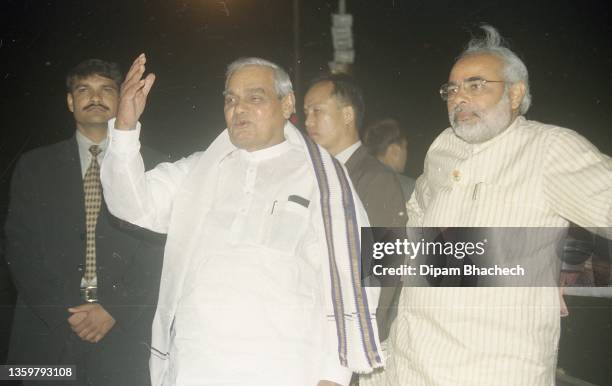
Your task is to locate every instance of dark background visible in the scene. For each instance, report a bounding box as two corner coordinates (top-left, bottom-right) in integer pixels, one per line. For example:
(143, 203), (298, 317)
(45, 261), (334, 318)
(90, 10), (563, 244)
(1, 0), (611, 383)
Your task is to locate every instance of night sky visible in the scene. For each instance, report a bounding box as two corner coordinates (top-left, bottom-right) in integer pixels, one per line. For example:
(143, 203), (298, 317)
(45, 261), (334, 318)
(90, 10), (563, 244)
(2, 1), (612, 381)
(1, 0), (612, 210)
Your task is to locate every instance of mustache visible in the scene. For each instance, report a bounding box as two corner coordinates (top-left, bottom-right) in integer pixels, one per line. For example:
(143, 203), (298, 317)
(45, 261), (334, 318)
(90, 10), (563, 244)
(450, 105), (481, 120)
(231, 118), (250, 126)
(84, 103), (110, 111)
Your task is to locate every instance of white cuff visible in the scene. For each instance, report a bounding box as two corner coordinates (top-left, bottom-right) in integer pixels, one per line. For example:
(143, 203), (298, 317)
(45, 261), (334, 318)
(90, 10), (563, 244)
(107, 117), (142, 157)
(320, 355), (352, 386)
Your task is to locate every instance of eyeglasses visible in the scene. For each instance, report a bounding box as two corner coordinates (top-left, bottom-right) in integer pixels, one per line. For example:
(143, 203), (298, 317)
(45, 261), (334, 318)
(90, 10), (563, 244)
(439, 77), (505, 101)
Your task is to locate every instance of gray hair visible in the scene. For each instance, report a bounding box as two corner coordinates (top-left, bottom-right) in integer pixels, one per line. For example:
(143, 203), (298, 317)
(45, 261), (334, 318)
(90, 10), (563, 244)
(225, 57), (293, 98)
(459, 25), (531, 114)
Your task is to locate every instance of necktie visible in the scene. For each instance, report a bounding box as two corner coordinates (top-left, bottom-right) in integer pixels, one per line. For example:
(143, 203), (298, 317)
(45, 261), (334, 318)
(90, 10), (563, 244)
(83, 145), (102, 282)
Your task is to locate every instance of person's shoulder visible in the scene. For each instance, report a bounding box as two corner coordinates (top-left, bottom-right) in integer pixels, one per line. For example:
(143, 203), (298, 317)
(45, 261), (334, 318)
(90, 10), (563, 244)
(427, 127), (457, 150)
(351, 146), (391, 174)
(354, 149), (403, 190)
(518, 118), (589, 145)
(16, 138), (74, 166)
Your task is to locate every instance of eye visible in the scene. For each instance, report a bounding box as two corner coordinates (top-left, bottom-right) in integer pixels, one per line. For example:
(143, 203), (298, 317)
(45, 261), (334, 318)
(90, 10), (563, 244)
(249, 95), (263, 103)
(224, 96), (236, 105)
(446, 85), (459, 96)
(467, 80), (485, 92)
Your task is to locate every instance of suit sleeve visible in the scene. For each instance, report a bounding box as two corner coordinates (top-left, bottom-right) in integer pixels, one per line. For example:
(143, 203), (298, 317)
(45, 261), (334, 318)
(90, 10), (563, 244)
(4, 157), (72, 330)
(361, 171), (407, 228)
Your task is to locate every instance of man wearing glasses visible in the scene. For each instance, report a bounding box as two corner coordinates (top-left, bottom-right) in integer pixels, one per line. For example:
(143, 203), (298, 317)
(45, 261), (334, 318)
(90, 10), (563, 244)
(378, 25), (612, 385)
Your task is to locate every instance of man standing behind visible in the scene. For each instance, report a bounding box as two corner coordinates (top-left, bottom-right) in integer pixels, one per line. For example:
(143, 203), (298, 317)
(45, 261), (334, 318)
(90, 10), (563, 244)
(383, 25), (612, 385)
(363, 118), (416, 202)
(100, 55), (383, 386)
(304, 74), (406, 229)
(5, 59), (165, 386)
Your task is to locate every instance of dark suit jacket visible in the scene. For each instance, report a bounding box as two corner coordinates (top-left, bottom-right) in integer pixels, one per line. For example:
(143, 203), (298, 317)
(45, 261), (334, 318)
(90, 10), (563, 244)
(345, 146), (407, 228)
(345, 145), (406, 342)
(5, 136), (166, 386)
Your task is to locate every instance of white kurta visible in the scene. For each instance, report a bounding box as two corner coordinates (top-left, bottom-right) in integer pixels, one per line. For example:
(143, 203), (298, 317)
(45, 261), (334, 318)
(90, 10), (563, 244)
(101, 123), (358, 385)
(383, 116), (612, 386)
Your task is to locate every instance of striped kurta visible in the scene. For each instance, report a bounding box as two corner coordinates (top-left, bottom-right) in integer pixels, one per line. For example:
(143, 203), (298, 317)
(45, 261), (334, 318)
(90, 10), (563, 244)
(381, 116), (612, 386)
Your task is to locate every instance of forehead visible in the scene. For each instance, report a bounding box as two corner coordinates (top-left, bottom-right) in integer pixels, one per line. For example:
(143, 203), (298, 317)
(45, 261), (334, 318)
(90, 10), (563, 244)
(72, 74), (117, 88)
(226, 65), (276, 94)
(449, 53), (505, 82)
(305, 81), (334, 104)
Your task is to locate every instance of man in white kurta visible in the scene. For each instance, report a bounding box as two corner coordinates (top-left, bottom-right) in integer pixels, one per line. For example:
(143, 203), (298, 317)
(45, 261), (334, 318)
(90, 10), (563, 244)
(382, 26), (612, 386)
(100, 56), (383, 386)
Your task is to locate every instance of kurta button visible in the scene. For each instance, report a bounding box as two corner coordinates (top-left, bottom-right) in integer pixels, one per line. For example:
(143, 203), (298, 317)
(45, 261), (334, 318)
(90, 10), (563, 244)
(452, 170), (461, 181)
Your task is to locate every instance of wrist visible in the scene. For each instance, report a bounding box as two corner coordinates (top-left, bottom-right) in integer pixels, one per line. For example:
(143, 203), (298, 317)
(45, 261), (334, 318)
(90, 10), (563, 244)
(115, 118), (135, 130)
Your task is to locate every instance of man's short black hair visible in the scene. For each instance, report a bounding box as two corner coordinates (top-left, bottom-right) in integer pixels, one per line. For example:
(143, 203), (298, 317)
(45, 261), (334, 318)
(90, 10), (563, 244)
(66, 59), (122, 92)
(309, 73), (365, 129)
(362, 118), (406, 157)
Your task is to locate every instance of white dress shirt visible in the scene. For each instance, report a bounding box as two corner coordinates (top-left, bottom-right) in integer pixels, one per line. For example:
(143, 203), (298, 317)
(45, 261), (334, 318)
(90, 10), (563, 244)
(76, 130), (108, 178)
(335, 140), (362, 164)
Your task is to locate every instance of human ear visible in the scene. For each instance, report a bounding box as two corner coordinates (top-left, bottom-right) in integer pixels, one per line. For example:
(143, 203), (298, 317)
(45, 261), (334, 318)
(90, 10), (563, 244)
(67, 93), (74, 113)
(281, 92), (296, 119)
(509, 82), (526, 112)
(342, 105), (355, 126)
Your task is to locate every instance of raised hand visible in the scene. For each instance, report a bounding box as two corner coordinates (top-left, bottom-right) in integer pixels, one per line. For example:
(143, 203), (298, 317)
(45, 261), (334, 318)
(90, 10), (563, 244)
(115, 53), (156, 130)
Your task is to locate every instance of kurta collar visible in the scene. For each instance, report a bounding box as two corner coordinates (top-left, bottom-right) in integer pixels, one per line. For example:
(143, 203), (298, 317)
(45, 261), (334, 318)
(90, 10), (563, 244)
(451, 116), (524, 155)
(236, 139), (292, 162)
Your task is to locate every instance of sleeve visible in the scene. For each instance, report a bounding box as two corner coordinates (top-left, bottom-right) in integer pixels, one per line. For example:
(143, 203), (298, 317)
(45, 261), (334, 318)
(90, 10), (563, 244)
(362, 171), (407, 228)
(100, 118), (196, 233)
(4, 157), (71, 330)
(542, 128), (612, 236)
(319, 357), (353, 385)
(98, 212), (166, 330)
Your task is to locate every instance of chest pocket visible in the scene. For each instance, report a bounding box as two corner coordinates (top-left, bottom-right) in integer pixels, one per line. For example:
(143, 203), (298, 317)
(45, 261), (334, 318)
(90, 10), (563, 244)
(264, 197), (311, 254)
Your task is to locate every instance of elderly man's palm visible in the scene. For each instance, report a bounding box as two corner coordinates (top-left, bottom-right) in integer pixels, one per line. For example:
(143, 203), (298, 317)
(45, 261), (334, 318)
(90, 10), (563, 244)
(116, 53), (156, 130)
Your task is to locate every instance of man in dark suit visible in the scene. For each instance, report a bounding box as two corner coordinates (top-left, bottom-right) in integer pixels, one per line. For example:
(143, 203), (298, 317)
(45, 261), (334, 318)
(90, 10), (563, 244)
(303, 74), (406, 347)
(363, 118), (416, 202)
(4, 59), (165, 385)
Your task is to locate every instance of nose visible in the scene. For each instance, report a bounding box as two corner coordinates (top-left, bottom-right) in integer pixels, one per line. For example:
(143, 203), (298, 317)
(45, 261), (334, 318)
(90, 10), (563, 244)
(233, 98), (248, 115)
(451, 84), (471, 106)
(90, 90), (102, 103)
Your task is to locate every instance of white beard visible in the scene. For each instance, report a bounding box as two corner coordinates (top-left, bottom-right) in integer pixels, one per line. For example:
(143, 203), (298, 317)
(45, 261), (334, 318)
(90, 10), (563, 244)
(449, 93), (513, 144)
